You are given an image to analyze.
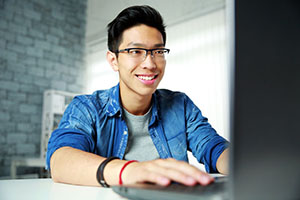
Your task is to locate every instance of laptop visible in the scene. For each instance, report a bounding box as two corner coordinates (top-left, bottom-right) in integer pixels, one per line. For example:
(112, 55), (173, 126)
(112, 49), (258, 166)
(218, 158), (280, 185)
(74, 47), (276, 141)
(112, 0), (300, 199)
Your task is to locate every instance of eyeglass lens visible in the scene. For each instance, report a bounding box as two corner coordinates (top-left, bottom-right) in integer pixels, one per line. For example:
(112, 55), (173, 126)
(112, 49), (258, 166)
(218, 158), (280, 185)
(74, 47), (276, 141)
(127, 49), (168, 62)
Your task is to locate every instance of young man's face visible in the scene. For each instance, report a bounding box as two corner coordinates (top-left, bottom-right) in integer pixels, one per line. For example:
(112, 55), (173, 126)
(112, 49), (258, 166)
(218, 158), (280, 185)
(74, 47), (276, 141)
(113, 24), (166, 99)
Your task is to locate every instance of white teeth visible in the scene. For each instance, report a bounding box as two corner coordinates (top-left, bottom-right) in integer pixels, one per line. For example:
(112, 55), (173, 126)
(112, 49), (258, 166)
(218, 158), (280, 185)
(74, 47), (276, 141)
(138, 75), (155, 80)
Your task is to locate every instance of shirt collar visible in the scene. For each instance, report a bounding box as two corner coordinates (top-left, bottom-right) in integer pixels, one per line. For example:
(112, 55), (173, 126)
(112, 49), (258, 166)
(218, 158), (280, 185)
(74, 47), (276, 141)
(149, 91), (160, 126)
(106, 83), (161, 123)
(106, 83), (122, 117)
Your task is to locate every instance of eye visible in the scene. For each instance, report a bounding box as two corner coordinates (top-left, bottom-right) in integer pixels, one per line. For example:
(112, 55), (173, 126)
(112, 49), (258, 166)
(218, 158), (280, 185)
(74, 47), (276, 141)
(128, 49), (144, 55)
(155, 49), (167, 55)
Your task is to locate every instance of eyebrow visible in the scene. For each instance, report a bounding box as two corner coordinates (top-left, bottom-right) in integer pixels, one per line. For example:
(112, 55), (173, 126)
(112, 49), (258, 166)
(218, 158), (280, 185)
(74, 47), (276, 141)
(126, 42), (165, 48)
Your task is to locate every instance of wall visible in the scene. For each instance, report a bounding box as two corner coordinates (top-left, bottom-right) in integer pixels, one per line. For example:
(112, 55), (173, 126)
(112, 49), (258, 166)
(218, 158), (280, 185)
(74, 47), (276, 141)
(0, 0), (87, 177)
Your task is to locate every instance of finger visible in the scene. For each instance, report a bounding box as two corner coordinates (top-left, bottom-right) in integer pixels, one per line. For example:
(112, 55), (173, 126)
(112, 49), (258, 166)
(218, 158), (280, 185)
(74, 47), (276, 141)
(154, 158), (214, 185)
(153, 166), (197, 186)
(135, 170), (171, 186)
(142, 160), (197, 186)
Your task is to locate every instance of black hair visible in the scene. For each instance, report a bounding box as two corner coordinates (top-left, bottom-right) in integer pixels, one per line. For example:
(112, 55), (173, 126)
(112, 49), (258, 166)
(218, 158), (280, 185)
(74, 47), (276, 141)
(107, 5), (166, 53)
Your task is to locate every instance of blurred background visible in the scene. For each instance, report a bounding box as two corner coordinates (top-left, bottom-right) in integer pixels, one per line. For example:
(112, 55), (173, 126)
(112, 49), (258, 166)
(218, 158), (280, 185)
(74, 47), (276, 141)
(0, 0), (229, 179)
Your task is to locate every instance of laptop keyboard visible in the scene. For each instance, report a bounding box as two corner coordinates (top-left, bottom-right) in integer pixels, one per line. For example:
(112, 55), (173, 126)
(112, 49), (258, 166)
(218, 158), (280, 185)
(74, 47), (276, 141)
(156, 176), (227, 195)
(112, 176), (228, 200)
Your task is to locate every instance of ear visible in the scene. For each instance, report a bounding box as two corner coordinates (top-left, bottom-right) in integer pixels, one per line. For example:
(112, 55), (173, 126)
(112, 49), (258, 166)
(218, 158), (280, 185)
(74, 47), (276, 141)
(106, 51), (119, 72)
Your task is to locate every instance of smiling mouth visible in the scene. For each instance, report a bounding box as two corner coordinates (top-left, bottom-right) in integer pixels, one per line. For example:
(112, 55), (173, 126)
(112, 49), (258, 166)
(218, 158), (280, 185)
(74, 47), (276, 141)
(136, 75), (158, 81)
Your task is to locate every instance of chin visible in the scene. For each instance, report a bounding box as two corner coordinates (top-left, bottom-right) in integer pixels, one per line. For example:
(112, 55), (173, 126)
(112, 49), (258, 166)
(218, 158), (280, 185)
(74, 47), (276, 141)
(136, 86), (157, 97)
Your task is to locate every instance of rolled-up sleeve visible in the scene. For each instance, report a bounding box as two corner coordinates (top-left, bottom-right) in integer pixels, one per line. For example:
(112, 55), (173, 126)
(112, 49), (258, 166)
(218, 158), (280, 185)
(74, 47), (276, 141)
(185, 95), (229, 173)
(45, 96), (96, 170)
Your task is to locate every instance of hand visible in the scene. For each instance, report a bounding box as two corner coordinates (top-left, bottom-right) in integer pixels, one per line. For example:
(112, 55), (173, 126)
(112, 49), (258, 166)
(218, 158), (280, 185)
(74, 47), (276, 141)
(121, 158), (214, 186)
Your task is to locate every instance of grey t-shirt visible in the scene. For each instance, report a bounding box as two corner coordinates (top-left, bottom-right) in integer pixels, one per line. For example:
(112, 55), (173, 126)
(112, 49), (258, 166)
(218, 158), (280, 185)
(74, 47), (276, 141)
(123, 107), (160, 161)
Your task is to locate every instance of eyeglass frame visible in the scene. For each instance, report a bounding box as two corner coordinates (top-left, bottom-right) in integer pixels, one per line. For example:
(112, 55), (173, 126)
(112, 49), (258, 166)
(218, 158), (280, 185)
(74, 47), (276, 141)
(115, 47), (170, 61)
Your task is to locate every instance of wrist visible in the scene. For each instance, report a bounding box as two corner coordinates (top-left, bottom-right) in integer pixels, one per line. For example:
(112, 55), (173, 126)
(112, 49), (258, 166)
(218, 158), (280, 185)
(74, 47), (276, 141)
(119, 160), (139, 185)
(96, 157), (119, 187)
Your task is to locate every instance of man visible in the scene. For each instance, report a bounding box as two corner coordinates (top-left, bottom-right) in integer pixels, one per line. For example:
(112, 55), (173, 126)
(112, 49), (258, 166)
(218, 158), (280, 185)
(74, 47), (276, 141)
(46, 5), (229, 187)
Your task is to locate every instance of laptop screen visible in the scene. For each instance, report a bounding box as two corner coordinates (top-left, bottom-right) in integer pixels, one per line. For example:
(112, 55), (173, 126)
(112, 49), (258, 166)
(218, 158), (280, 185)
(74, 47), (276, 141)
(229, 0), (300, 199)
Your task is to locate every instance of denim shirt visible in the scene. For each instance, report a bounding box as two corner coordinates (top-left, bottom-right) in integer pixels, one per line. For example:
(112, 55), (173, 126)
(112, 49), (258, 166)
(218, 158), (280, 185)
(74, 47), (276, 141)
(46, 84), (229, 173)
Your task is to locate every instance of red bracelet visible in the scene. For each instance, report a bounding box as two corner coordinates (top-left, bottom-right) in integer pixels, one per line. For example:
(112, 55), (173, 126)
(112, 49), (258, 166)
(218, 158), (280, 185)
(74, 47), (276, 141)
(119, 160), (138, 185)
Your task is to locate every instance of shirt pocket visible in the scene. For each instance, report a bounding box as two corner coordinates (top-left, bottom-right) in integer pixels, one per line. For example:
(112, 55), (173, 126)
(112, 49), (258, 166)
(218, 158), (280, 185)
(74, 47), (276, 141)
(166, 132), (188, 161)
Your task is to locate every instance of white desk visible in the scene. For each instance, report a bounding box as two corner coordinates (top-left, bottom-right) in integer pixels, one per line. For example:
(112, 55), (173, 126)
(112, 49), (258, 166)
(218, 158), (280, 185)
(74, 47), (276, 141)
(0, 178), (127, 200)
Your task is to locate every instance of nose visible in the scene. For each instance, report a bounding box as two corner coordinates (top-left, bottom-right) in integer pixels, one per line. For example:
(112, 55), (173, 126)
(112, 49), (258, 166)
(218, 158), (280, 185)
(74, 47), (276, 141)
(140, 52), (157, 69)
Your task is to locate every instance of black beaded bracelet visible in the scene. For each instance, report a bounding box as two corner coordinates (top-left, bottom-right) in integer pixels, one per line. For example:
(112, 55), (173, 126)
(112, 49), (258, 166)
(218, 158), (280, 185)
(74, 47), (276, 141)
(96, 156), (119, 187)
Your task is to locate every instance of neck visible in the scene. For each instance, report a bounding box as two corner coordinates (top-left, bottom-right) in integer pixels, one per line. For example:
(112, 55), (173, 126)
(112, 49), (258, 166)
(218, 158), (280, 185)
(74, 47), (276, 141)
(119, 86), (153, 116)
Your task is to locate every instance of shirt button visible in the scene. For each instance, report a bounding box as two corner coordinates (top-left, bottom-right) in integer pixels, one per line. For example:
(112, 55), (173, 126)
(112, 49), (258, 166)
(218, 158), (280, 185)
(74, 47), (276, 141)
(123, 131), (127, 135)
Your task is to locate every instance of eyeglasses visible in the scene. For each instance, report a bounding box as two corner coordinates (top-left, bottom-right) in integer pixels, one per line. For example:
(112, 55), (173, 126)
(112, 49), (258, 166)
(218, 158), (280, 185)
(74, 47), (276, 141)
(115, 48), (170, 62)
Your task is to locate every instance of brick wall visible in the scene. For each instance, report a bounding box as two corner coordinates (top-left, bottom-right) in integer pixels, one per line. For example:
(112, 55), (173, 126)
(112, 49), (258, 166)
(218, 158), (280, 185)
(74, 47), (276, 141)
(0, 0), (87, 177)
